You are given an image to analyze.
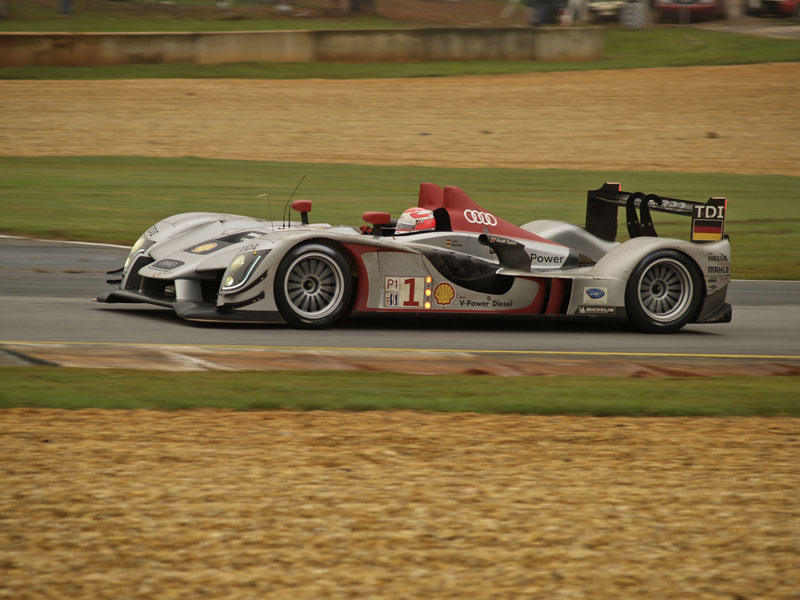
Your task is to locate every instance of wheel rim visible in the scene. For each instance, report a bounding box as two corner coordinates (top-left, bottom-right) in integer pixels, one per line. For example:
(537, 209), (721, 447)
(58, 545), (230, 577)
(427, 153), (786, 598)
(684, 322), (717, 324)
(636, 258), (693, 323)
(283, 252), (345, 320)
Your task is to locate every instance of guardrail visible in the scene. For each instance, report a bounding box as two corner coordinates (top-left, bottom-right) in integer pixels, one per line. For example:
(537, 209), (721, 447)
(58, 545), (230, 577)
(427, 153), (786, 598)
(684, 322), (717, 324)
(0, 27), (603, 67)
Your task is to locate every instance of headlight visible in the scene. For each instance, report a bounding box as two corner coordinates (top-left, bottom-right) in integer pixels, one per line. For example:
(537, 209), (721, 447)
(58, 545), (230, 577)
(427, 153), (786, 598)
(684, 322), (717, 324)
(124, 234), (155, 271)
(221, 250), (269, 292)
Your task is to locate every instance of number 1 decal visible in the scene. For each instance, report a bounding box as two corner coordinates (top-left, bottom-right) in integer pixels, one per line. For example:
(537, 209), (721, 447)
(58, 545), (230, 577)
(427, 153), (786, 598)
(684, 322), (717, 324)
(402, 277), (421, 307)
(384, 276), (425, 309)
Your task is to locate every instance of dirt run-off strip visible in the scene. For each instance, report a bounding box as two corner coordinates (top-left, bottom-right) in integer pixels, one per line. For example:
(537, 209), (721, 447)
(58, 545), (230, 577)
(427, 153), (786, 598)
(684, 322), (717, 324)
(1, 63), (799, 175)
(2, 341), (799, 376)
(1, 409), (798, 600)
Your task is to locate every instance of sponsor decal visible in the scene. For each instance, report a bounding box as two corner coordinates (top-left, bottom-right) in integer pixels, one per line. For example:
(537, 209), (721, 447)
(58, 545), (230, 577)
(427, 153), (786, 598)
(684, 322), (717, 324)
(433, 283), (455, 306)
(456, 297), (513, 309)
(445, 239), (462, 248)
(659, 200), (689, 211)
(150, 259), (184, 271)
(492, 299), (512, 308)
(577, 305), (617, 315)
(190, 242), (219, 254)
(463, 210), (498, 226)
(695, 204), (726, 220)
(488, 236), (519, 247)
(691, 200), (726, 242)
(530, 252), (565, 266)
(586, 288), (605, 299)
(384, 292), (399, 308)
(706, 253), (729, 275)
(583, 287), (608, 305)
(459, 298), (490, 308)
(147, 225), (158, 236)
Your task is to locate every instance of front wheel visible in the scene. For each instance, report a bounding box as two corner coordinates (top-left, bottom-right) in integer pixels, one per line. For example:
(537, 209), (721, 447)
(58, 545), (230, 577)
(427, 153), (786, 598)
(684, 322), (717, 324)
(274, 243), (353, 329)
(625, 250), (703, 334)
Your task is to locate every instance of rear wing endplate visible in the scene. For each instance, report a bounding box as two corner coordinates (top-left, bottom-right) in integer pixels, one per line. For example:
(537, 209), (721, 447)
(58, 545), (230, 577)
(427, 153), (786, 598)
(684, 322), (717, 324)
(585, 182), (727, 243)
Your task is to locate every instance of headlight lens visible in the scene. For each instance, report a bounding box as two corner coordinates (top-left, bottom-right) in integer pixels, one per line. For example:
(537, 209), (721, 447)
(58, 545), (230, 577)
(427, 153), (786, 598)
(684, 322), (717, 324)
(221, 250), (268, 292)
(124, 234), (154, 271)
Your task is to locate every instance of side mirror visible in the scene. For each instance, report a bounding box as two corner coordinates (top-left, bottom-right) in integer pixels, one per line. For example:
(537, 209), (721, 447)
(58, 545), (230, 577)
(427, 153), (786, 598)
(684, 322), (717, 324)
(292, 200), (312, 225)
(362, 211), (392, 236)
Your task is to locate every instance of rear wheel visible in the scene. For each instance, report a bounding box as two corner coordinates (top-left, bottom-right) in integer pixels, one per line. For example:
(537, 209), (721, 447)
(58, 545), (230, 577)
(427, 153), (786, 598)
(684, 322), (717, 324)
(625, 250), (703, 333)
(274, 243), (352, 329)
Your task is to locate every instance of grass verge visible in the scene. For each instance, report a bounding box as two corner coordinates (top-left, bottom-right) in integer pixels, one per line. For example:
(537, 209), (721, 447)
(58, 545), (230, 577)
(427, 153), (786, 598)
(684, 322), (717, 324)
(1, 29), (799, 80)
(2, 156), (798, 279)
(0, 15), (420, 33)
(1, 367), (798, 415)
(0, 0), (428, 32)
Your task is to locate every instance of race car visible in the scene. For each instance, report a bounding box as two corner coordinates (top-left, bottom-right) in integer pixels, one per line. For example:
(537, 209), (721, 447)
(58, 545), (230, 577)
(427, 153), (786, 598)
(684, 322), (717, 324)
(96, 182), (732, 333)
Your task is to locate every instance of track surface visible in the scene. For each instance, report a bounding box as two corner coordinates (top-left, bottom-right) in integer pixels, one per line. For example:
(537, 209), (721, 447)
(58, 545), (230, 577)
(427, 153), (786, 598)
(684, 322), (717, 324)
(2, 236), (799, 359)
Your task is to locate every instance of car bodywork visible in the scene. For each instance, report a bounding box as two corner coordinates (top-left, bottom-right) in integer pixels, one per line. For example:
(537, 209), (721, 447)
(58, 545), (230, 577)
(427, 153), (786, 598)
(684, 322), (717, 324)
(97, 182), (732, 333)
(587, 0), (626, 21)
(746, 0), (800, 15)
(654, 0), (722, 21)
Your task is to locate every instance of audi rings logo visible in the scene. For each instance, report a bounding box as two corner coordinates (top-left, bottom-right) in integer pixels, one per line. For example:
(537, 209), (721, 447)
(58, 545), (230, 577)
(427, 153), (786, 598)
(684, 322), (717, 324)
(463, 210), (498, 226)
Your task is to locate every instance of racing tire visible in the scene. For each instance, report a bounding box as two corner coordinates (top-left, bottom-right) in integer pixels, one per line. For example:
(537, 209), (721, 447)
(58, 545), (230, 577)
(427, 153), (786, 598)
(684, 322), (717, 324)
(274, 243), (353, 329)
(625, 250), (703, 334)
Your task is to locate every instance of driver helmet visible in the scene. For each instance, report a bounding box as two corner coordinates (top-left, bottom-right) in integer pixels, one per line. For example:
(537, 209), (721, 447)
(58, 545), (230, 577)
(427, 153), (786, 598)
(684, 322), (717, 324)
(395, 207), (436, 235)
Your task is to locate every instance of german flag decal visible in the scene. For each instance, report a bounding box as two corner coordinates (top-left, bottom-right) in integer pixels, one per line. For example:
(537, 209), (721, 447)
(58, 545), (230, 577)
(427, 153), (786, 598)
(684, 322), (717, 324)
(691, 197), (727, 242)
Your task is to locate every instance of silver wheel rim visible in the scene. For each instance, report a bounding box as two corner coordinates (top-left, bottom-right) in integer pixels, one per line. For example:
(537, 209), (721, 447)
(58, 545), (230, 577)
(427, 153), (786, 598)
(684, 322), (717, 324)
(283, 252), (344, 320)
(637, 258), (693, 323)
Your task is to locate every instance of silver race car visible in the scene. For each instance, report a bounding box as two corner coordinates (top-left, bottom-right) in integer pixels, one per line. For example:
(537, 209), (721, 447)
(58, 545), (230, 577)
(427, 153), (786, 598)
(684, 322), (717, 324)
(97, 182), (732, 333)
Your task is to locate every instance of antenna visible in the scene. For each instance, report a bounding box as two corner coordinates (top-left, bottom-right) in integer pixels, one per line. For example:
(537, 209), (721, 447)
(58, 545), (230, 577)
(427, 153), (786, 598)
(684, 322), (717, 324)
(257, 192), (274, 230)
(282, 176), (306, 229)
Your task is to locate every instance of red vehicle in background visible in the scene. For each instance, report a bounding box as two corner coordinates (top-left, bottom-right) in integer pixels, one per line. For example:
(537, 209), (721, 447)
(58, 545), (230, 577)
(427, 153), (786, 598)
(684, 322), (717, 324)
(654, 0), (723, 21)
(746, 0), (800, 16)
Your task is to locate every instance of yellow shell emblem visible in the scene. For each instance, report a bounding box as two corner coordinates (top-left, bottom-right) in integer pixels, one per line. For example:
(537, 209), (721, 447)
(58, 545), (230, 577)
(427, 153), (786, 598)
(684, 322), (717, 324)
(191, 242), (218, 254)
(433, 283), (455, 306)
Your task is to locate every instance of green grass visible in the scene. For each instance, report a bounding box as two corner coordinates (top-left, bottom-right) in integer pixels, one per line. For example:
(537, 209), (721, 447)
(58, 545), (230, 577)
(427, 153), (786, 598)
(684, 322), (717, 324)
(0, 15), (418, 33)
(0, 0), (426, 32)
(1, 367), (798, 415)
(2, 156), (798, 279)
(1, 29), (799, 80)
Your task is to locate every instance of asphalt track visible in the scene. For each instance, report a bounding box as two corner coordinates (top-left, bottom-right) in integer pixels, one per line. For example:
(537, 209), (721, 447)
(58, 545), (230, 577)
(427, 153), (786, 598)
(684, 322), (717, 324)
(1, 236), (799, 360)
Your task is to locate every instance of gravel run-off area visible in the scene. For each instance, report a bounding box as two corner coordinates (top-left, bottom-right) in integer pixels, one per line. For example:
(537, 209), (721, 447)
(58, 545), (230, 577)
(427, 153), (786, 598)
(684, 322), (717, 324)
(1, 410), (799, 599)
(1, 63), (799, 175)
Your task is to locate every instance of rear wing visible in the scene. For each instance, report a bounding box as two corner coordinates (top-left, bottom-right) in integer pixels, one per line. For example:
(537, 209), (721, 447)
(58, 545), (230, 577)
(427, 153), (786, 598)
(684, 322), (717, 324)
(585, 182), (727, 243)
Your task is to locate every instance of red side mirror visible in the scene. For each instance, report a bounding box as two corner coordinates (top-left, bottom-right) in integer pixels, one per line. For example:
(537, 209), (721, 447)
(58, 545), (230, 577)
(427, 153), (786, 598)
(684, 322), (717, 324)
(292, 200), (312, 213)
(362, 211), (391, 226)
(292, 200), (312, 225)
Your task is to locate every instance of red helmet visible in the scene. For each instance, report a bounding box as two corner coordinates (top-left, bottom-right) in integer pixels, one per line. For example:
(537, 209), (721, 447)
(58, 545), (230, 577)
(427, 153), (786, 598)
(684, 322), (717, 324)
(395, 207), (436, 235)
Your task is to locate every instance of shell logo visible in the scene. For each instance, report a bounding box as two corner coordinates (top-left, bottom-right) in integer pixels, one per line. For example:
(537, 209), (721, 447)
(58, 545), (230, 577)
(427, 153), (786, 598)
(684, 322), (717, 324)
(191, 242), (218, 254)
(433, 283), (455, 306)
